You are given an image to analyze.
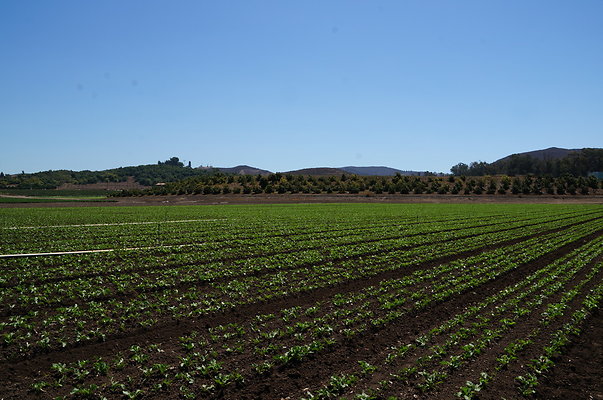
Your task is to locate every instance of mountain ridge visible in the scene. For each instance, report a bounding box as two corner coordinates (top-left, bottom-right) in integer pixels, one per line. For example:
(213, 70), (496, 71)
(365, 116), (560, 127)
(209, 165), (272, 176)
(2, 147), (601, 190)
(493, 147), (582, 164)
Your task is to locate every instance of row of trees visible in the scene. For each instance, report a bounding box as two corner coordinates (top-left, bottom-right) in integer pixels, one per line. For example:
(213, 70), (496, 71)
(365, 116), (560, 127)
(112, 173), (602, 197)
(451, 149), (603, 177)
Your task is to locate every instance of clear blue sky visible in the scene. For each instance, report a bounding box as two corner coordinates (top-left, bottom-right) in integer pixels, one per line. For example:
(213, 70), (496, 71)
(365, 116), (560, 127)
(1, 1), (602, 174)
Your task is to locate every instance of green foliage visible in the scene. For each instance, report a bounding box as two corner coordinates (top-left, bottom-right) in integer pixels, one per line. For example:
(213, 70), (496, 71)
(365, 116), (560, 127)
(451, 148), (603, 177)
(3, 204), (603, 400)
(0, 158), (211, 189)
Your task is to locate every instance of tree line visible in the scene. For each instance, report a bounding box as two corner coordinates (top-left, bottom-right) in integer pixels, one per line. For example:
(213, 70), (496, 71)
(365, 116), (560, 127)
(112, 173), (602, 197)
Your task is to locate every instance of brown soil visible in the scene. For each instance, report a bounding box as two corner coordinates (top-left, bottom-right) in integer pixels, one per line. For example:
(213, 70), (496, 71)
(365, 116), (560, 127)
(535, 309), (603, 400)
(430, 254), (603, 400)
(1, 193), (602, 208)
(0, 218), (579, 361)
(1, 220), (601, 399)
(226, 234), (603, 400)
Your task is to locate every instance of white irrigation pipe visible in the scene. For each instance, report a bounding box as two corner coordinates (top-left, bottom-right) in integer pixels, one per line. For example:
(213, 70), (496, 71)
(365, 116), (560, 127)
(0, 243), (195, 259)
(3, 219), (223, 230)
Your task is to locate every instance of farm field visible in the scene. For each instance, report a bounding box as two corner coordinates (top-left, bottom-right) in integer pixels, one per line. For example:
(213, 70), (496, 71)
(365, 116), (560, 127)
(0, 203), (602, 399)
(0, 189), (116, 204)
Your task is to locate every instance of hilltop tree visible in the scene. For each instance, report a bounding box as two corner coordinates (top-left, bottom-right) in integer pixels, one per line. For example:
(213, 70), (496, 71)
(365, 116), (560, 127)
(165, 157), (184, 167)
(158, 157), (185, 167)
(450, 163), (469, 176)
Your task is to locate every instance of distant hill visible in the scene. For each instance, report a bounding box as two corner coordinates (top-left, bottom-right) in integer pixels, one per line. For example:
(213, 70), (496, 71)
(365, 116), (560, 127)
(1, 160), (430, 190)
(211, 165), (272, 175)
(493, 147), (581, 164)
(0, 157), (212, 189)
(283, 167), (348, 176)
(451, 147), (603, 176)
(282, 166), (430, 176)
(340, 166), (424, 176)
(5, 147), (600, 191)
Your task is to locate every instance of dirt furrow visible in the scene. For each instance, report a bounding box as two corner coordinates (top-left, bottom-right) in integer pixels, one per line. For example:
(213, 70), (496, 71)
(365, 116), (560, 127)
(427, 255), (603, 400)
(218, 229), (603, 400)
(469, 274), (603, 399)
(534, 309), (603, 399)
(341, 246), (603, 399)
(2, 227), (600, 396)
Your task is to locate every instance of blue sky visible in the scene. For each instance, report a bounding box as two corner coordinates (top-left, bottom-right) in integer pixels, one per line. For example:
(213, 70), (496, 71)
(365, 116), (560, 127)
(1, 1), (602, 174)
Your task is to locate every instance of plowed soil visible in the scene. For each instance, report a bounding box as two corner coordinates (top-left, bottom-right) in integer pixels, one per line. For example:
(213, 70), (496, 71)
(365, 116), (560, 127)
(1, 193), (602, 208)
(0, 205), (601, 400)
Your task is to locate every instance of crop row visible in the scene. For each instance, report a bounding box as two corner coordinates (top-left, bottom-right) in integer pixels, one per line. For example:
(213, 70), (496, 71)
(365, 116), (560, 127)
(2, 209), (598, 301)
(1, 205), (493, 253)
(2, 212), (600, 362)
(331, 237), (603, 399)
(19, 222), (603, 399)
(1, 204), (601, 400)
(0, 205), (588, 255)
(2, 208), (564, 285)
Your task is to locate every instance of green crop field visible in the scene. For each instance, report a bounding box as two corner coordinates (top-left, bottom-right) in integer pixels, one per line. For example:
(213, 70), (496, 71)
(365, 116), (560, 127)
(0, 189), (114, 204)
(0, 203), (601, 399)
